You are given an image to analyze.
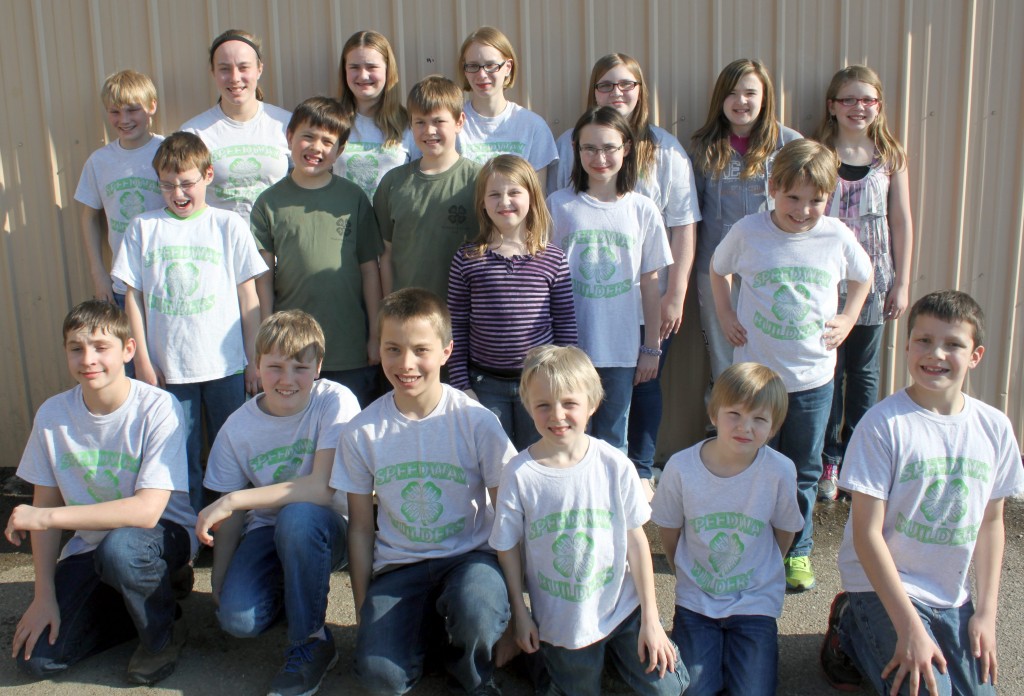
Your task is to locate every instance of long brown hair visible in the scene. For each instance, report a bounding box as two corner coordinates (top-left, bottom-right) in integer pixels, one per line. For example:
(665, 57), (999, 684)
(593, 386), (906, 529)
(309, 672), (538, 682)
(690, 59), (780, 180)
(585, 54), (655, 177)
(338, 30), (408, 148)
(816, 65), (907, 172)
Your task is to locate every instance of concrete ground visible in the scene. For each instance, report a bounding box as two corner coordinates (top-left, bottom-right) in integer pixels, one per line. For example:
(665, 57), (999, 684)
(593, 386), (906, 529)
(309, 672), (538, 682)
(1, 480), (1022, 695)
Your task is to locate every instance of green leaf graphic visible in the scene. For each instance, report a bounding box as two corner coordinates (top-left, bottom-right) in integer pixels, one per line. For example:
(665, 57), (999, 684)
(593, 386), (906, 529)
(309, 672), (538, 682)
(578, 245), (617, 282)
(551, 532), (596, 581)
(920, 478), (969, 524)
(164, 262), (200, 298)
(771, 284), (812, 323)
(400, 481), (444, 525)
(708, 532), (745, 574)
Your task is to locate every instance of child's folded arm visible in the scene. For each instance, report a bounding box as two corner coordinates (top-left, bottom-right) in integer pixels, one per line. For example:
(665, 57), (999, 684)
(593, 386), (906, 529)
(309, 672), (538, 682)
(9, 487), (171, 533)
(969, 496), (1006, 686)
(850, 491), (947, 695)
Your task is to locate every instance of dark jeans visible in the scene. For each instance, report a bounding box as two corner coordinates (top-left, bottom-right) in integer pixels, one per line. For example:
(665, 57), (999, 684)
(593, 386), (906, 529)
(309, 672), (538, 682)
(824, 323), (885, 467)
(16, 520), (191, 678)
(627, 328), (674, 477)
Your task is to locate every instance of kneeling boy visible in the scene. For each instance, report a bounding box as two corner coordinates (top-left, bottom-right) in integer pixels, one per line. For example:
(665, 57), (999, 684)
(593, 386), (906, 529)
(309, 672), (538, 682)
(333, 288), (516, 695)
(6, 300), (196, 685)
(822, 291), (1024, 695)
(198, 310), (360, 696)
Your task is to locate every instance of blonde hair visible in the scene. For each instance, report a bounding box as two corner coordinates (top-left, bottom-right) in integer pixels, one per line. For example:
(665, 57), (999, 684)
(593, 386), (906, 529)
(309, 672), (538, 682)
(255, 310), (325, 366)
(816, 65), (907, 173)
(769, 139), (839, 196)
(338, 30), (408, 148)
(152, 132), (211, 174)
(458, 26), (517, 91)
(469, 155), (551, 257)
(708, 362), (788, 435)
(209, 29), (265, 102)
(520, 345), (604, 411)
(101, 69), (157, 108)
(586, 53), (655, 177)
(690, 59), (781, 180)
(407, 75), (463, 120)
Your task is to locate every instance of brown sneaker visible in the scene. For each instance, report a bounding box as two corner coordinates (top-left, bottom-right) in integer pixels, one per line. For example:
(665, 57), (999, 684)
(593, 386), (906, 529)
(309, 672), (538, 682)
(128, 617), (187, 685)
(171, 563), (195, 600)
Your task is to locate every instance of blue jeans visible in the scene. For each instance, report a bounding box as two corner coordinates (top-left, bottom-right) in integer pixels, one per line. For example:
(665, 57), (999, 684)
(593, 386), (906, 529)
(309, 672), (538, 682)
(112, 292), (135, 379)
(354, 551), (510, 695)
(824, 323), (885, 467)
(769, 382), (833, 558)
(593, 367), (635, 461)
(218, 503), (347, 645)
(17, 521), (191, 678)
(840, 592), (995, 696)
(320, 365), (378, 409)
(671, 606), (777, 696)
(541, 606), (688, 696)
(469, 367), (538, 452)
(166, 373), (245, 513)
(627, 328), (673, 476)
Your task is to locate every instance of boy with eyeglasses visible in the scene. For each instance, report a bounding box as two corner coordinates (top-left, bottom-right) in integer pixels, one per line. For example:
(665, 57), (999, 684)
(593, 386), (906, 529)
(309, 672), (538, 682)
(112, 131), (267, 512)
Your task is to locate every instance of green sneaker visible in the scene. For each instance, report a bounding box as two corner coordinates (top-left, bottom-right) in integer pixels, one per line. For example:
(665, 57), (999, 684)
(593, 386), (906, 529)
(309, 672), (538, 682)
(784, 555), (816, 592)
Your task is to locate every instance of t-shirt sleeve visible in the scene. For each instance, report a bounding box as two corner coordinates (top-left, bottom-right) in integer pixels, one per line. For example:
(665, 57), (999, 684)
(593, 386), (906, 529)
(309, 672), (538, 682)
(250, 192), (274, 253)
(711, 221), (744, 276)
(110, 218), (144, 289)
(838, 408), (894, 500)
(203, 421), (252, 492)
(488, 462), (526, 552)
(657, 135), (701, 227)
(317, 385), (362, 452)
(373, 169), (396, 243)
(841, 224), (873, 283)
(639, 199), (672, 275)
(525, 112), (558, 170)
(331, 426), (375, 495)
(16, 408), (60, 489)
(134, 396), (189, 494)
(989, 412), (1024, 499)
(649, 454), (686, 529)
(74, 155), (103, 209)
(474, 410), (517, 489)
(354, 192), (384, 264)
(617, 450), (652, 529)
(229, 214), (271, 283)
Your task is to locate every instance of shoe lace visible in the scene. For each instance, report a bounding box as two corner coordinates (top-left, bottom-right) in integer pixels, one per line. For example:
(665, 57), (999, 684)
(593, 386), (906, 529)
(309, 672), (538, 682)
(788, 556), (811, 572)
(282, 642), (315, 674)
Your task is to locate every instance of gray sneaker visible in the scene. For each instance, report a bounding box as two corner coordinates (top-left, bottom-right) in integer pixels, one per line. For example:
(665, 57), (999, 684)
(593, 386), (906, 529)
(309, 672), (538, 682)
(127, 616), (187, 685)
(267, 629), (338, 696)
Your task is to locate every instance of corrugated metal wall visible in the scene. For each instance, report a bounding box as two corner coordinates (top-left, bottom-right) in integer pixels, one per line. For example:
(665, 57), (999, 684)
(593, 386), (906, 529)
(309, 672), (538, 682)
(1, 0), (1022, 464)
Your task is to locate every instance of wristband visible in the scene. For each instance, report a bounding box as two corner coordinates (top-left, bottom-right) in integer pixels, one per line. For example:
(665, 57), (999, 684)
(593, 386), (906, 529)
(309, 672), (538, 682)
(639, 345), (662, 357)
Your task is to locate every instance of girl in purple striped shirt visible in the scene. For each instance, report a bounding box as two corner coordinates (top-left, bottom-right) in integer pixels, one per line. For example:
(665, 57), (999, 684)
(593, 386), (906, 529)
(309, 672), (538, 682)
(447, 155), (577, 450)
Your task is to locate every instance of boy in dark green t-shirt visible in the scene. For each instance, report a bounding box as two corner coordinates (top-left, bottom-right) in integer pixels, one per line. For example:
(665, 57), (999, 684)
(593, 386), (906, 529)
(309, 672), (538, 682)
(252, 97), (384, 406)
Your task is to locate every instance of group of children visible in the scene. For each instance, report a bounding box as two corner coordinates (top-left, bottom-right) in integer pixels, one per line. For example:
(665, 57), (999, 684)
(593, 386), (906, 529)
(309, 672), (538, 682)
(3, 23), (1021, 696)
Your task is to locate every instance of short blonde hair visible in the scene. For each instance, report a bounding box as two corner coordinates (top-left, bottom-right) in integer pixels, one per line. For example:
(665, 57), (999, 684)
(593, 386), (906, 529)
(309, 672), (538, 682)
(769, 139), (839, 196)
(407, 75), (463, 120)
(152, 132), (211, 174)
(458, 26), (517, 91)
(101, 69), (157, 108)
(708, 362), (788, 435)
(520, 345), (604, 411)
(255, 310), (325, 366)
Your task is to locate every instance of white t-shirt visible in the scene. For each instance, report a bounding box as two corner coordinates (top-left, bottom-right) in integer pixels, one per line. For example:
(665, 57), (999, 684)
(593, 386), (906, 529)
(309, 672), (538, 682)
(651, 441), (802, 619)
(332, 113), (414, 199)
(547, 189), (672, 367)
(332, 385), (516, 574)
(489, 437), (649, 649)
(111, 206), (268, 383)
(711, 210), (872, 391)
(17, 380), (197, 560)
(550, 126), (701, 228)
(204, 380), (361, 532)
(457, 101), (558, 170)
(181, 102), (292, 224)
(74, 136), (166, 294)
(837, 389), (1024, 608)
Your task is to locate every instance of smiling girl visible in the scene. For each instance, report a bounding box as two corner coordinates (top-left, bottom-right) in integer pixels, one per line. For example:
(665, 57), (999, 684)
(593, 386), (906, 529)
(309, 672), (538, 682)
(447, 155), (577, 450)
(182, 29), (291, 226)
(334, 30), (413, 198)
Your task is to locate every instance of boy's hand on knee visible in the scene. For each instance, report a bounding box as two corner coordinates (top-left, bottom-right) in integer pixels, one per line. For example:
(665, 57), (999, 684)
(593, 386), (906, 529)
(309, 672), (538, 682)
(12, 596), (60, 660)
(882, 621), (946, 696)
(968, 610), (998, 685)
(637, 618), (677, 678)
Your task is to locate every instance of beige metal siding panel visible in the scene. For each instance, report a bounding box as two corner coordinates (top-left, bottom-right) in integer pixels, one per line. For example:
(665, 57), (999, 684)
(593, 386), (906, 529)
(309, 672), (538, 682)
(1, 0), (1022, 464)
